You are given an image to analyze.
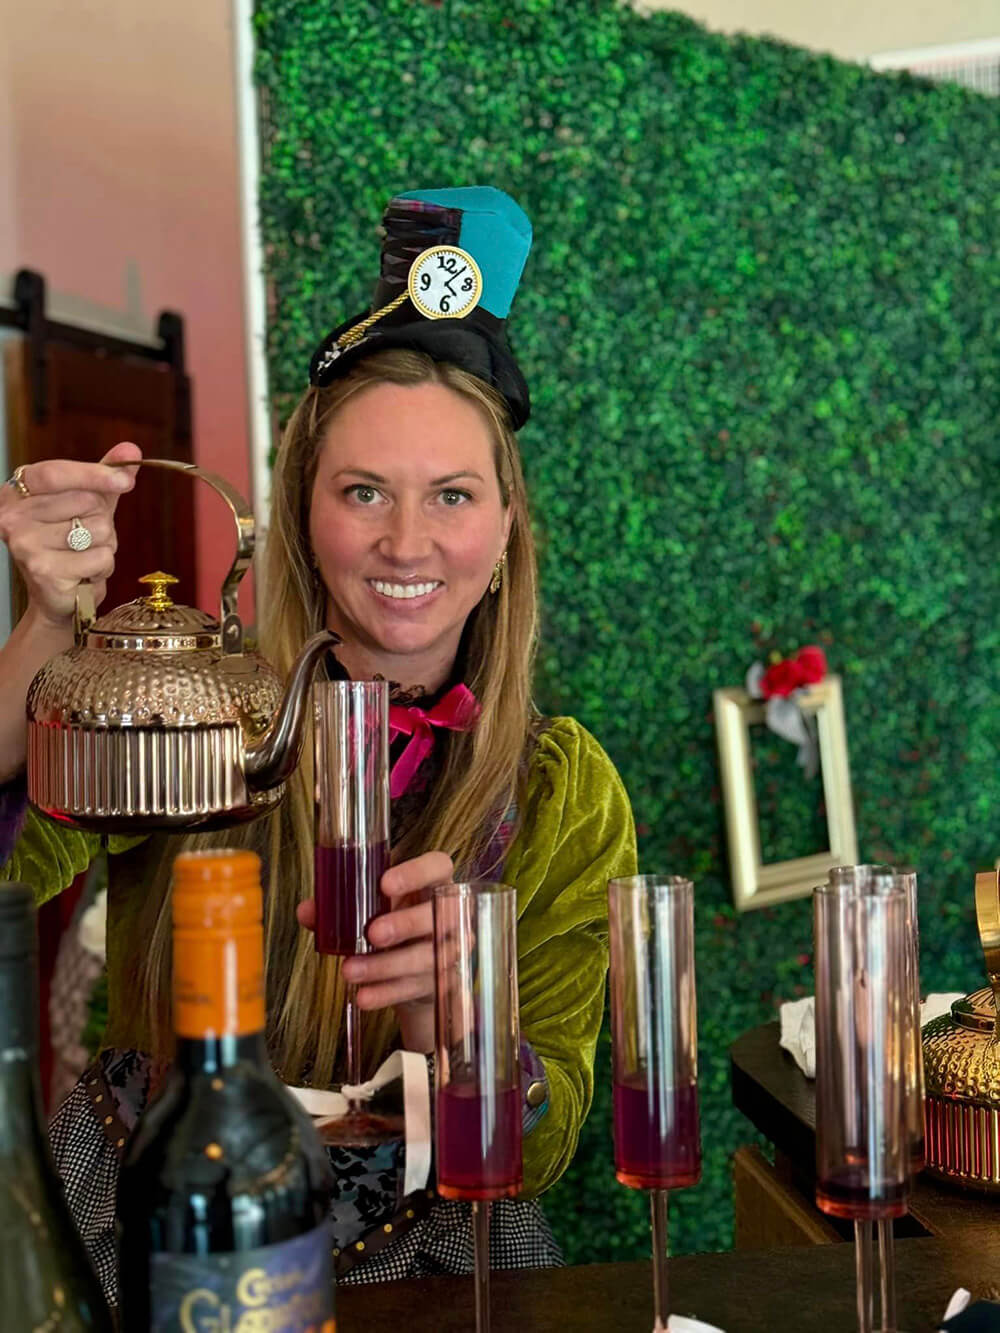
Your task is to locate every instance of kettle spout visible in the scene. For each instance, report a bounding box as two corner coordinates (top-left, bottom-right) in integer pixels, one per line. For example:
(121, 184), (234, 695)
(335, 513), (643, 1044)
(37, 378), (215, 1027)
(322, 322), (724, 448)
(245, 630), (339, 791)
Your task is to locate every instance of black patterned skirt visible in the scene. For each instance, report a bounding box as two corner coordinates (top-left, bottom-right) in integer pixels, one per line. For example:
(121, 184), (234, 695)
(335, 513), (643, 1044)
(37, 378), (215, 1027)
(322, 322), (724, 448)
(49, 1048), (563, 1305)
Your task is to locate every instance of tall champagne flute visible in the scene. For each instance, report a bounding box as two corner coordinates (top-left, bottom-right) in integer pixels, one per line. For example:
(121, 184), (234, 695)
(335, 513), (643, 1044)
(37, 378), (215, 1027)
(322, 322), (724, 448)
(828, 864), (923, 1333)
(313, 678), (394, 1145)
(814, 876), (912, 1333)
(608, 875), (701, 1333)
(433, 882), (521, 1333)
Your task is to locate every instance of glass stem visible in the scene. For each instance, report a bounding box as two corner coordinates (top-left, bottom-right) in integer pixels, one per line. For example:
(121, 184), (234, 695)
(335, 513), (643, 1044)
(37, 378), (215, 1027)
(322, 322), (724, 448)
(345, 987), (362, 1101)
(472, 1199), (491, 1333)
(651, 1188), (669, 1331)
(877, 1218), (896, 1332)
(855, 1219), (874, 1333)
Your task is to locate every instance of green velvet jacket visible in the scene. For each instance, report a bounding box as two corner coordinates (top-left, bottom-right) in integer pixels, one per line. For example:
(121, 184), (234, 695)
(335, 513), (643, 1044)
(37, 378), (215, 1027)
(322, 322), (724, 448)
(3, 716), (636, 1196)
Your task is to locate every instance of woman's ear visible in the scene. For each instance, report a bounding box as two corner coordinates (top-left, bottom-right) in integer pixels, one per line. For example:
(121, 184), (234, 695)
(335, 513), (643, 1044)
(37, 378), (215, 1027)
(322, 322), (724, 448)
(501, 504), (514, 548)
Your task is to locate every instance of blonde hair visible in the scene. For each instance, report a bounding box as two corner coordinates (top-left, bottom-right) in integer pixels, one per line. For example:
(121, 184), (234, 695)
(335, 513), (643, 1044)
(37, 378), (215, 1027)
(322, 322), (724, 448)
(137, 349), (538, 1086)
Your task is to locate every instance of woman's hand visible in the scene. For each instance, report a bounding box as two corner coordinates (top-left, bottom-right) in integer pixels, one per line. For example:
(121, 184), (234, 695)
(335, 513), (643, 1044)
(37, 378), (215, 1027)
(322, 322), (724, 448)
(297, 850), (453, 1054)
(0, 442), (140, 628)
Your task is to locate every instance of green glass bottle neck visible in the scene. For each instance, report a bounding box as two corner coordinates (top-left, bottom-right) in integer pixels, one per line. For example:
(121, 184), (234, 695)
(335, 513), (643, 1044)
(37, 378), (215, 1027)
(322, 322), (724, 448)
(0, 951), (47, 1155)
(174, 1030), (269, 1077)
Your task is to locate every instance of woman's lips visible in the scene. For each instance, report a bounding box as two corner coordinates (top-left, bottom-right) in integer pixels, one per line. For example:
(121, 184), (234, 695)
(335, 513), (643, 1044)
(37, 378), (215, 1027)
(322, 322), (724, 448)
(368, 578), (443, 605)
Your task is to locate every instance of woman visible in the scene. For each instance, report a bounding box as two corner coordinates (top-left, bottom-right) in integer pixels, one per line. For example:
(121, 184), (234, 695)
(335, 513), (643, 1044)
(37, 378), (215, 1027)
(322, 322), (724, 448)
(0, 187), (636, 1291)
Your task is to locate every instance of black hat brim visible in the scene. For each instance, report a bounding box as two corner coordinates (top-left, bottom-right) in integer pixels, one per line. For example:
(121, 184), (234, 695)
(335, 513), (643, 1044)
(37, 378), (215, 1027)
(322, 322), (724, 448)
(309, 311), (530, 430)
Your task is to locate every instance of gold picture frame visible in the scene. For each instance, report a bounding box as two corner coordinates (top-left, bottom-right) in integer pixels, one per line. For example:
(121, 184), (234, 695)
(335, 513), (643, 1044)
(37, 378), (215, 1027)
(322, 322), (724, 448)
(713, 674), (857, 912)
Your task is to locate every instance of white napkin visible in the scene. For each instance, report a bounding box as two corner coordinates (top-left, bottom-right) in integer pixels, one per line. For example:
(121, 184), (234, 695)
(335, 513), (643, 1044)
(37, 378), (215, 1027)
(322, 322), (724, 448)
(285, 1049), (432, 1196)
(779, 996), (816, 1078)
(779, 993), (966, 1079)
(78, 887), (108, 960)
(659, 1315), (726, 1332)
(941, 1289), (972, 1326)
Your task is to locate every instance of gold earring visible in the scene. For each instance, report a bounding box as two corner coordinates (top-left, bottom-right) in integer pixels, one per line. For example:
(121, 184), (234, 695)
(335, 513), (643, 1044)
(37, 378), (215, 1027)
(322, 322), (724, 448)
(489, 551), (507, 595)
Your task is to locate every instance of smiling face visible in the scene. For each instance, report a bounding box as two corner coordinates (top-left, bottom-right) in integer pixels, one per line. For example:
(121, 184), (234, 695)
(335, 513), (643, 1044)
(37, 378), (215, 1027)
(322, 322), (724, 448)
(308, 379), (512, 690)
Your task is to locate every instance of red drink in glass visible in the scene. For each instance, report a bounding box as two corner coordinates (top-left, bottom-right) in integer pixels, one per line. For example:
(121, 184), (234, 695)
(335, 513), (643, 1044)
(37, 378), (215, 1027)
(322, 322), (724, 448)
(816, 1163), (908, 1222)
(608, 876), (700, 1333)
(314, 840), (390, 956)
(437, 1082), (522, 1200)
(613, 1077), (701, 1190)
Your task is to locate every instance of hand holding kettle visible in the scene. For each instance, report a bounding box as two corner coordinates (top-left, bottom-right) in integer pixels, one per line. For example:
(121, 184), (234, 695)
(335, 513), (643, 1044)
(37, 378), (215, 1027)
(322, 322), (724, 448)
(0, 442), (140, 628)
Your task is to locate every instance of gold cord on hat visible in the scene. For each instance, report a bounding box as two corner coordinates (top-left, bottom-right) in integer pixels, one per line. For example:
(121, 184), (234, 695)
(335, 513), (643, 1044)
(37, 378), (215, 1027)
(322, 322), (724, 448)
(336, 292), (410, 352)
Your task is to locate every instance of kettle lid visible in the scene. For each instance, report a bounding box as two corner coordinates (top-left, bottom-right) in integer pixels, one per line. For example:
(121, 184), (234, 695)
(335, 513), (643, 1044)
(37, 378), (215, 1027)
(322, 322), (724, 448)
(86, 572), (220, 650)
(950, 986), (996, 1034)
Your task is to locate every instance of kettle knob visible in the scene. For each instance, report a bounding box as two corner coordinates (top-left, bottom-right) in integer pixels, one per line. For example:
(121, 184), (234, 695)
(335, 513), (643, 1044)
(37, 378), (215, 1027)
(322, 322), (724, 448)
(138, 571), (179, 611)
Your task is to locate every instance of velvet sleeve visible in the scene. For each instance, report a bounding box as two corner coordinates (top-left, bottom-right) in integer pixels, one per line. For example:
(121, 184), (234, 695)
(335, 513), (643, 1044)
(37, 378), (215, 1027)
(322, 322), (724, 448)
(0, 804), (145, 905)
(503, 716), (637, 1197)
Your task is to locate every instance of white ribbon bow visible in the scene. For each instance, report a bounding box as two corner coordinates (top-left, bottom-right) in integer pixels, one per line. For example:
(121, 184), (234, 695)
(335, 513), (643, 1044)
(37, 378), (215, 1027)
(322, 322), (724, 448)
(746, 663), (820, 779)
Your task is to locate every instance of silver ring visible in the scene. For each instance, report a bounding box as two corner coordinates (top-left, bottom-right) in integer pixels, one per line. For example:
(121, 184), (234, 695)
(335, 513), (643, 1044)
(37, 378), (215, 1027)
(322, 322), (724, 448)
(66, 518), (93, 552)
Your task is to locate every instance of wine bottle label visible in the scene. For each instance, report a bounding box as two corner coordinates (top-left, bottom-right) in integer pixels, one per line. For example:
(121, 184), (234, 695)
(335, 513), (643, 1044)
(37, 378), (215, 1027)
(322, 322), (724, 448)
(149, 1223), (336, 1331)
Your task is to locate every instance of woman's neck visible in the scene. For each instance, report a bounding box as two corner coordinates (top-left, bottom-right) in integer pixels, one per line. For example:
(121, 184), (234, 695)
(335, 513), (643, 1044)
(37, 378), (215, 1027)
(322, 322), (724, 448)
(330, 641), (458, 696)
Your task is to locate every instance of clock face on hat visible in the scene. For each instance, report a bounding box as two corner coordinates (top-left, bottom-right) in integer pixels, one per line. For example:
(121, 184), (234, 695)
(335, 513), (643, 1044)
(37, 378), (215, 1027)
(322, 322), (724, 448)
(408, 245), (483, 320)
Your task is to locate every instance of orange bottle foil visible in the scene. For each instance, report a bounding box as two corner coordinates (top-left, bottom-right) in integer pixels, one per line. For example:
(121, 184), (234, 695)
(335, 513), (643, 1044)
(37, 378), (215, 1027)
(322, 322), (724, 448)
(172, 849), (267, 1039)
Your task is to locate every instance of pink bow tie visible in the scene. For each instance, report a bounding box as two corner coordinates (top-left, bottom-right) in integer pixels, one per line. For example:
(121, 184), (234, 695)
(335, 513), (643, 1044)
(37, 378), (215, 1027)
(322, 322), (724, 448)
(389, 683), (481, 798)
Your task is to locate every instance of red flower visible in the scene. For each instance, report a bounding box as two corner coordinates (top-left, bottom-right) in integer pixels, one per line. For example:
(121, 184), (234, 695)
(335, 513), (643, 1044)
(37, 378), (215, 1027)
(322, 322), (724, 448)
(760, 645), (827, 698)
(760, 658), (801, 697)
(796, 645), (827, 685)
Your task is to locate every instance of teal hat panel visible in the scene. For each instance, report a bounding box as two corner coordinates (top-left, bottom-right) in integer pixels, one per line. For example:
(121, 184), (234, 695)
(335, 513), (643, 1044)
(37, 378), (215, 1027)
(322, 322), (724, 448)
(397, 187), (532, 319)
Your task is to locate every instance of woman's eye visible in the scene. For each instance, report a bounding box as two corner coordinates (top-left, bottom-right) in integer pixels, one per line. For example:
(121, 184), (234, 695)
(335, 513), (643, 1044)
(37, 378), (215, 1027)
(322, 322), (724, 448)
(439, 489), (471, 506)
(347, 484), (380, 505)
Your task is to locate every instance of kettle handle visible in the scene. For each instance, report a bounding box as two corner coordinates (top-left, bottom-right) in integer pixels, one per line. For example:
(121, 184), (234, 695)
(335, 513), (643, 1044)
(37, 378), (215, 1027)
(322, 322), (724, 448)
(974, 869), (1000, 1027)
(83, 458), (255, 653)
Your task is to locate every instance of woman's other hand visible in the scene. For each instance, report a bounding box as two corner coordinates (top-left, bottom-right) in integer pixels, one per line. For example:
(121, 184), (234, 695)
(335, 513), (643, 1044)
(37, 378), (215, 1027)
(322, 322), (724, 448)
(297, 850), (453, 1054)
(0, 442), (141, 627)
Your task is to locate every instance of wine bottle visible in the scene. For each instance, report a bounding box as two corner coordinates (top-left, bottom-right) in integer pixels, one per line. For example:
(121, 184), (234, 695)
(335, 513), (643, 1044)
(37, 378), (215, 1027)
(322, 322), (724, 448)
(0, 883), (114, 1331)
(117, 850), (336, 1330)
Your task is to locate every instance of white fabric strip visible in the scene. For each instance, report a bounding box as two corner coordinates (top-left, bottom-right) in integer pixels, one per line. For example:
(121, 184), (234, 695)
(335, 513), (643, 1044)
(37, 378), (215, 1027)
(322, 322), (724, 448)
(285, 1049), (432, 1195)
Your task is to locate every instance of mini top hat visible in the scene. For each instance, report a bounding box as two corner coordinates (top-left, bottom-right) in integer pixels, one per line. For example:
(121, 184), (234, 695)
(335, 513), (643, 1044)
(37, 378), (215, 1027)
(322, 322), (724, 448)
(308, 186), (532, 429)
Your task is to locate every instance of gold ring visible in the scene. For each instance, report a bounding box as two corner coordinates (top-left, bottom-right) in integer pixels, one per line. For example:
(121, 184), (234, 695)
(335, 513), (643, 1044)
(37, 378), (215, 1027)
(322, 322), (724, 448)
(6, 465), (30, 499)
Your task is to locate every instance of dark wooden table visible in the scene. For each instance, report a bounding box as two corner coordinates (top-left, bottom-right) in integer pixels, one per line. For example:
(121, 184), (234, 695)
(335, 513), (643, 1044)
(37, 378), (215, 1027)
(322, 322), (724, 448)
(730, 1021), (1000, 1238)
(338, 1234), (998, 1330)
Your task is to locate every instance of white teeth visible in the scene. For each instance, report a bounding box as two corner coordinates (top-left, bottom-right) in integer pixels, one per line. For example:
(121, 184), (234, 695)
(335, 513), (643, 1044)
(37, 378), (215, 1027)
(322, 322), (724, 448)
(371, 580), (439, 600)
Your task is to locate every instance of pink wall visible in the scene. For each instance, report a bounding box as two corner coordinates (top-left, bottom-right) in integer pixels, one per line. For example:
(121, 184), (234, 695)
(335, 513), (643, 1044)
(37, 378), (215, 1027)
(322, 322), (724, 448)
(1, 0), (255, 618)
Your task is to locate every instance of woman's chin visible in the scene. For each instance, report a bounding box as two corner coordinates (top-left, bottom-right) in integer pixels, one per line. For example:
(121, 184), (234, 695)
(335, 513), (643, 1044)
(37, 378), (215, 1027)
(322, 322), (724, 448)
(361, 624), (450, 665)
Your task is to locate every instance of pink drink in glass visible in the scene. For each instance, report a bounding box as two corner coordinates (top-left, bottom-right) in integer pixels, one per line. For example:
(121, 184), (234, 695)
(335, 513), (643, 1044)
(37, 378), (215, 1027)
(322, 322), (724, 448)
(613, 1077), (701, 1190)
(437, 1082), (522, 1200)
(314, 840), (390, 956)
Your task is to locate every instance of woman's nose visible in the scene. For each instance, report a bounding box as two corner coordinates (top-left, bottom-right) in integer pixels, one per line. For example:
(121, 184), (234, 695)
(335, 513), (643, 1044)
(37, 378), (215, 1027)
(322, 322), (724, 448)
(377, 501), (433, 563)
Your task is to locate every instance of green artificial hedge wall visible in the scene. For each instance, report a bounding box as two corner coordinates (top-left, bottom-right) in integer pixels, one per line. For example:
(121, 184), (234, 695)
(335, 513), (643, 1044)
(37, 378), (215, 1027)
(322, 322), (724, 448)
(254, 0), (1000, 1260)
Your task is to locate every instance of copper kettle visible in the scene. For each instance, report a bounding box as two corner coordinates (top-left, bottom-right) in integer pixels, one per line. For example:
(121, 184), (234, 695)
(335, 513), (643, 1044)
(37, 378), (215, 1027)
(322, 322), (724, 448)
(26, 459), (336, 832)
(921, 868), (1000, 1190)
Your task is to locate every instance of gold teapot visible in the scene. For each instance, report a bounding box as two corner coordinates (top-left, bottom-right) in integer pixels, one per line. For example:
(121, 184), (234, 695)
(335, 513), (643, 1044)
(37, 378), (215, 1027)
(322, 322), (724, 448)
(26, 459), (336, 833)
(921, 868), (1000, 1190)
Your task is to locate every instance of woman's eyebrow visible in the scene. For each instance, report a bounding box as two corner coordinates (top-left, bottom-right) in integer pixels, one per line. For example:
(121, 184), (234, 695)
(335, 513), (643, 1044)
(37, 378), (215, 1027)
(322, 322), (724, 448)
(332, 467), (486, 485)
(430, 471), (485, 485)
(333, 468), (388, 483)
